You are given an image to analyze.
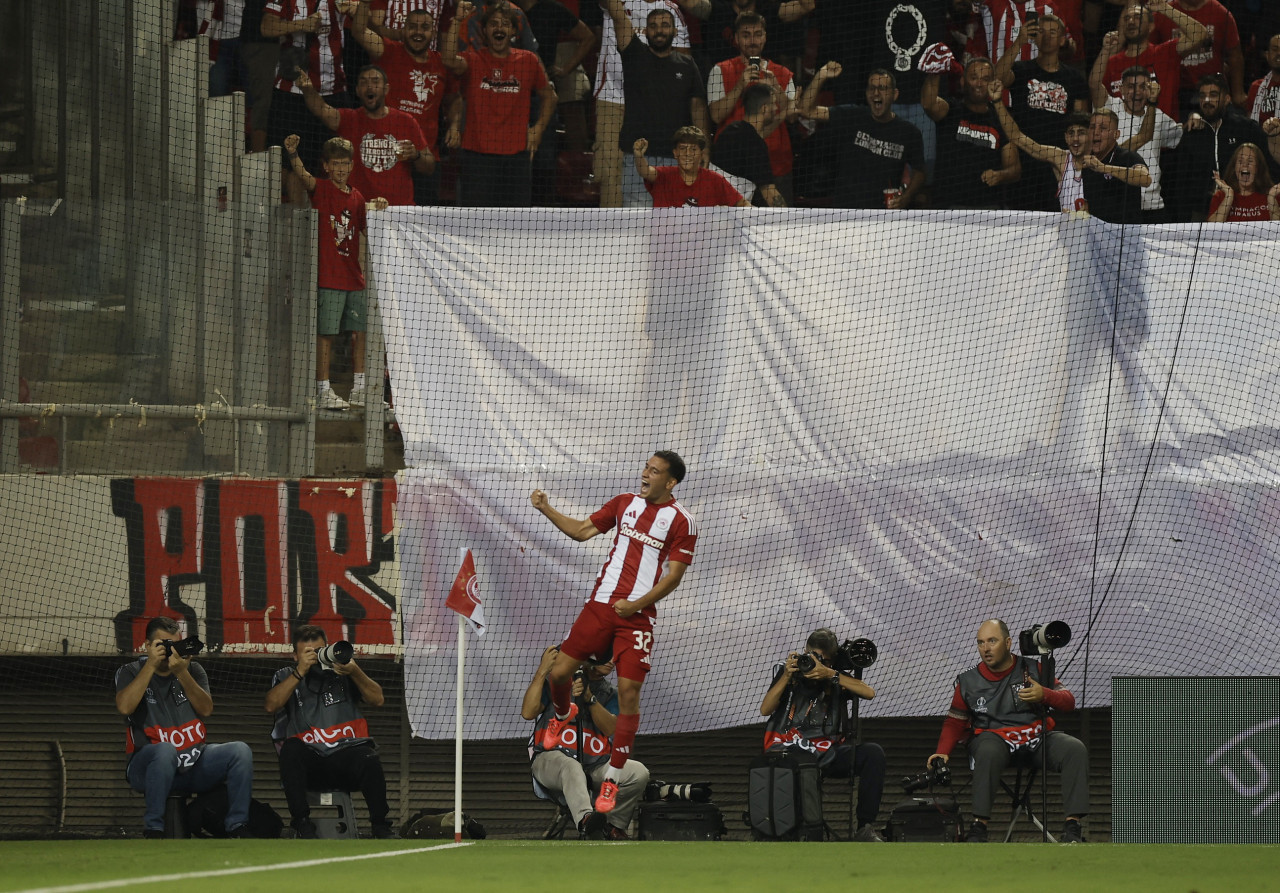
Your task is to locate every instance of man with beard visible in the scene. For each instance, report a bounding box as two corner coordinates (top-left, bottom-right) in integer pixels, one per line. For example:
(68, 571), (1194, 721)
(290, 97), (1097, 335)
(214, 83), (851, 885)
(1107, 66), (1183, 221)
(296, 65), (433, 207)
(1171, 72), (1280, 219)
(1090, 0), (1207, 121)
(602, 0), (712, 207)
(993, 14), (1089, 210)
(350, 5), (459, 205)
(442, 0), (556, 206)
(707, 13), (797, 202)
(798, 64), (926, 209)
(922, 56), (1021, 209)
(593, 0), (692, 207)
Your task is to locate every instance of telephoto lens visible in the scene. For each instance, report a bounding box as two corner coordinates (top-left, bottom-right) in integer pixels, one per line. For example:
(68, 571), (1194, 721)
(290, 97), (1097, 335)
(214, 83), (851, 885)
(315, 640), (354, 668)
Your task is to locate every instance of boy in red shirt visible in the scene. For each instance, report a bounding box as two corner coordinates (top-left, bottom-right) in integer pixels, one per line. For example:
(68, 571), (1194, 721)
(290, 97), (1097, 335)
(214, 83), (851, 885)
(633, 127), (750, 208)
(284, 135), (388, 410)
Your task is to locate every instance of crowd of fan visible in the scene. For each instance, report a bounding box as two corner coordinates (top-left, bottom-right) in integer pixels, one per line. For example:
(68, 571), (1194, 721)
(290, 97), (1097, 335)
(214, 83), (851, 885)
(182, 0), (1280, 220)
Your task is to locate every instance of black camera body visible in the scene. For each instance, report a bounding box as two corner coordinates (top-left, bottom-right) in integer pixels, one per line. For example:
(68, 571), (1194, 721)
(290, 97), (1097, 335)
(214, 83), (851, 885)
(901, 756), (951, 793)
(160, 635), (205, 658)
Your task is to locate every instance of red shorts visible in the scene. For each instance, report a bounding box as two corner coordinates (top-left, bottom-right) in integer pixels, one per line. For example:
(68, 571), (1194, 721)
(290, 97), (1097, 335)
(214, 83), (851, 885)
(560, 600), (654, 682)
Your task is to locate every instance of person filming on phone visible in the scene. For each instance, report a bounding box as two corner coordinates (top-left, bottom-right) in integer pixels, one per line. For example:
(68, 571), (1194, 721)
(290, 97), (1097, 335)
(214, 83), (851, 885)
(927, 619), (1089, 843)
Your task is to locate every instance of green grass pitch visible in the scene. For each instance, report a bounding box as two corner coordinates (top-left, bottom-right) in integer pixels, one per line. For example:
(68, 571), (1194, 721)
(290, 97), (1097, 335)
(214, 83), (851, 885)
(3, 840), (1279, 893)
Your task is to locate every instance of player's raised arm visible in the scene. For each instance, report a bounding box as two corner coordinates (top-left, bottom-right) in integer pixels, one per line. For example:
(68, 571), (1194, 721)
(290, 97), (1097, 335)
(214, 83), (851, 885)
(531, 490), (603, 541)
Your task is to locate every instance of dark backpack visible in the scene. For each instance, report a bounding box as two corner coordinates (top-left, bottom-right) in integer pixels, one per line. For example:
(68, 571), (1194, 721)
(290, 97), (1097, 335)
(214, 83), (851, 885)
(746, 748), (825, 841)
(186, 786), (285, 839)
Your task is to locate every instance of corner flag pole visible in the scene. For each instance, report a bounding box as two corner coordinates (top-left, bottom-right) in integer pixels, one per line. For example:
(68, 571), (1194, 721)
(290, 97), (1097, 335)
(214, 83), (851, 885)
(454, 548), (466, 843)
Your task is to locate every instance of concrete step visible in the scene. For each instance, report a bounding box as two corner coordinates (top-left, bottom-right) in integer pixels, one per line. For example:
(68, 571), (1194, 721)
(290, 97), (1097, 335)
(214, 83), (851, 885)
(315, 437), (405, 477)
(63, 439), (195, 474)
(24, 380), (128, 405)
(21, 304), (126, 356)
(20, 351), (120, 382)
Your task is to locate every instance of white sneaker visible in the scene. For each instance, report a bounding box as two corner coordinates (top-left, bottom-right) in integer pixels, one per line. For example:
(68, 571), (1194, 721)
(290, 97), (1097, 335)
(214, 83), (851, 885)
(346, 385), (389, 411)
(317, 389), (349, 411)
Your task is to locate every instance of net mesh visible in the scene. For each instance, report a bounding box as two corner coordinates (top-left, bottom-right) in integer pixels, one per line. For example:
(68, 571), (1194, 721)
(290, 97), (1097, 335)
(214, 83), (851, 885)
(2, 0), (1279, 749)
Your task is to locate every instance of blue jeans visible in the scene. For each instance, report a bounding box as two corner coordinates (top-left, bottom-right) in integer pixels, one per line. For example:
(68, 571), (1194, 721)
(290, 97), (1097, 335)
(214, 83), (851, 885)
(126, 741), (254, 832)
(623, 155), (676, 208)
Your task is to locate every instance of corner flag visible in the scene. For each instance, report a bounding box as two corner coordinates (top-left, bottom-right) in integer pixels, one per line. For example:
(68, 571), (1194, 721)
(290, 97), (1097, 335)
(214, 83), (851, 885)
(445, 549), (486, 636)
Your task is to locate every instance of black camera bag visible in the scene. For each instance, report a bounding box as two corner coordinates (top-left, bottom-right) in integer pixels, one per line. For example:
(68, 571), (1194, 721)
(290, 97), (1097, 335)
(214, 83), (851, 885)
(886, 795), (962, 842)
(746, 748), (824, 841)
(638, 800), (726, 840)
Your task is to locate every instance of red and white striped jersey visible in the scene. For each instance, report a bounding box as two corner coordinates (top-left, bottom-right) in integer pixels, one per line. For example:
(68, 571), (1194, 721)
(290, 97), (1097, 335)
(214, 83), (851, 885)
(267, 0), (348, 95)
(588, 493), (697, 618)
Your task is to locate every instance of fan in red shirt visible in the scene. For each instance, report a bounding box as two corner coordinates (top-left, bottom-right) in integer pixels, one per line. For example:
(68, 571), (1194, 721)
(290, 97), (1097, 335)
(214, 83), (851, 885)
(350, 4), (460, 204)
(530, 451), (699, 818)
(1150, 0), (1245, 108)
(1247, 34), (1280, 128)
(295, 66), (434, 207)
(1207, 142), (1280, 220)
(1089, 0), (1208, 121)
(633, 127), (750, 207)
(442, 0), (557, 206)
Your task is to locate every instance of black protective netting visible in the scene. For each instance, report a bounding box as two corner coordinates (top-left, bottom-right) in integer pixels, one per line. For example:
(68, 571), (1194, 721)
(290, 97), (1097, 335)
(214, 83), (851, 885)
(2, 0), (1280, 823)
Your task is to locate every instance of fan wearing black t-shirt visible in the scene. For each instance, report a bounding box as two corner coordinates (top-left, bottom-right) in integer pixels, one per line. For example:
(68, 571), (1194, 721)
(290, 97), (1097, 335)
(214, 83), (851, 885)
(992, 14), (1089, 211)
(712, 83), (787, 205)
(921, 56), (1021, 209)
(798, 62), (926, 209)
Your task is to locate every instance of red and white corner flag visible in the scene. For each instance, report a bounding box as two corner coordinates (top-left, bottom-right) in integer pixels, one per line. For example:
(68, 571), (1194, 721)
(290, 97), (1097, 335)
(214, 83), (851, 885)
(445, 549), (486, 636)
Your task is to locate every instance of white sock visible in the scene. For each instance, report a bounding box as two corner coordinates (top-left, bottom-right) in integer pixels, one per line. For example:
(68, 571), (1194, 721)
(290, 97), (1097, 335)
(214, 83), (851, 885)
(317, 380), (331, 395)
(353, 373), (366, 390)
(604, 767), (619, 782)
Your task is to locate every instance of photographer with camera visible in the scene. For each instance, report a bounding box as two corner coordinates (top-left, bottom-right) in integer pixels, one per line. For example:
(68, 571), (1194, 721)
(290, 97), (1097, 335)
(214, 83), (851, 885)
(114, 617), (254, 838)
(759, 628), (887, 841)
(265, 624), (396, 839)
(522, 645), (649, 840)
(927, 619), (1089, 843)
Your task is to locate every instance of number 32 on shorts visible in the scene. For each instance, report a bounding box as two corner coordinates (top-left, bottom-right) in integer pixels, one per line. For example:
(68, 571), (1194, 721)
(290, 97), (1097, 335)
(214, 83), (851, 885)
(632, 630), (653, 662)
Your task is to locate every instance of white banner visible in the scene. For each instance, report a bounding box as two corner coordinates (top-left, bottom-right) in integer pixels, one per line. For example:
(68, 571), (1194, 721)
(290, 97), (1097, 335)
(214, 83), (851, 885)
(371, 208), (1280, 737)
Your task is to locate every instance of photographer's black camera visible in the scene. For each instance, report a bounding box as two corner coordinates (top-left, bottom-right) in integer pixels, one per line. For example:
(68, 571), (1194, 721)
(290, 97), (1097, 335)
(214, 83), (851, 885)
(161, 635), (204, 658)
(795, 653), (818, 674)
(901, 756), (951, 793)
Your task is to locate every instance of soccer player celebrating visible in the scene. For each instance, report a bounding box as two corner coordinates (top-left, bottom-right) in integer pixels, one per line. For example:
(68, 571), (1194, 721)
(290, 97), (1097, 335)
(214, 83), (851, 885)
(529, 451), (698, 814)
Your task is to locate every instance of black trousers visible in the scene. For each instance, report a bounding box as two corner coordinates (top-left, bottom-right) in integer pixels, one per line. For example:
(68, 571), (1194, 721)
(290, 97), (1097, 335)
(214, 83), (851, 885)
(460, 149), (532, 207)
(278, 738), (390, 827)
(817, 741), (888, 828)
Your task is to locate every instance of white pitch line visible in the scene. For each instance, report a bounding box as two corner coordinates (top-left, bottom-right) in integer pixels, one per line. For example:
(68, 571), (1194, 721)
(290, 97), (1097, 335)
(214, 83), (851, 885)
(12, 842), (473, 893)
